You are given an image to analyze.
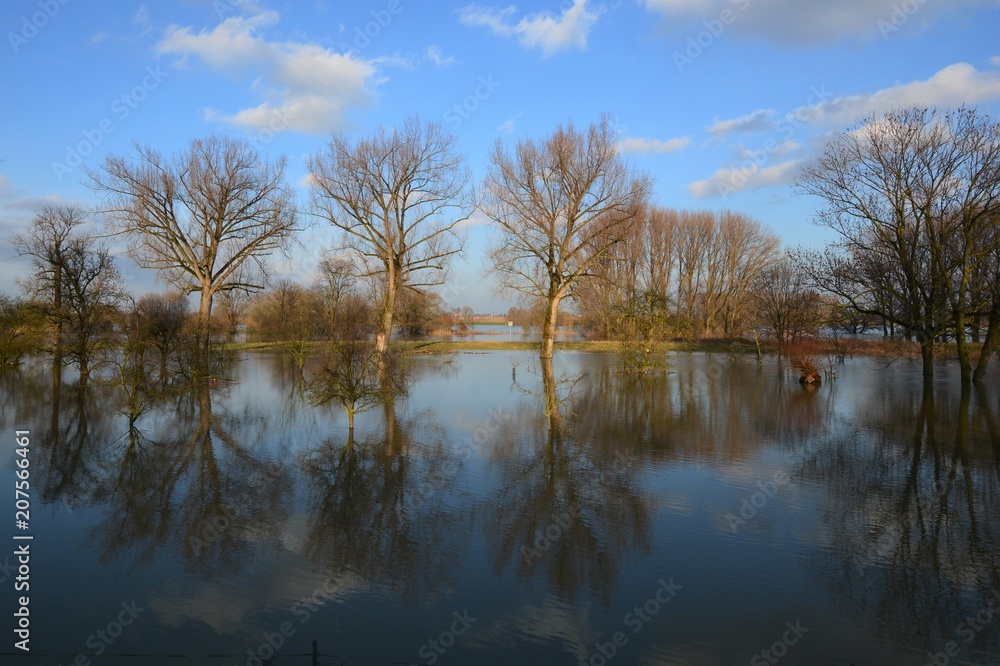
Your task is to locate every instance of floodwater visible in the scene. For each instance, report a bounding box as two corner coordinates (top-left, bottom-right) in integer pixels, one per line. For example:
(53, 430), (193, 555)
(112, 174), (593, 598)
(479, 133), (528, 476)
(1, 351), (999, 665)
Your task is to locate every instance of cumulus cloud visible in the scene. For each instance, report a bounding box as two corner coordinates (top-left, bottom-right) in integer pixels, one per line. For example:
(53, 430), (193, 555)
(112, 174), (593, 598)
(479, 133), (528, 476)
(617, 136), (690, 154)
(689, 159), (802, 198)
(791, 61), (1000, 130)
(156, 8), (377, 134)
(458, 0), (601, 57)
(644, 0), (998, 47)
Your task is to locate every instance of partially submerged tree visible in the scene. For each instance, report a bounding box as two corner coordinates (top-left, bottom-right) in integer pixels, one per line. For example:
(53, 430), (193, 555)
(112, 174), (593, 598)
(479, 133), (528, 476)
(307, 343), (406, 433)
(308, 116), (472, 357)
(89, 135), (299, 370)
(135, 292), (190, 380)
(12, 205), (83, 365)
(483, 116), (652, 358)
(59, 240), (125, 382)
(14, 205), (124, 382)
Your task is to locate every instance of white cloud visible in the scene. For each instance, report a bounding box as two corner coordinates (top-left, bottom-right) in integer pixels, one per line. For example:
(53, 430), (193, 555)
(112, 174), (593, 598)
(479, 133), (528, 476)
(617, 136), (691, 154)
(689, 159), (801, 198)
(458, 0), (601, 57)
(707, 109), (775, 136)
(644, 0), (714, 14)
(426, 45), (456, 67)
(791, 61), (1000, 130)
(157, 10), (377, 134)
(644, 0), (998, 47)
(688, 59), (1000, 199)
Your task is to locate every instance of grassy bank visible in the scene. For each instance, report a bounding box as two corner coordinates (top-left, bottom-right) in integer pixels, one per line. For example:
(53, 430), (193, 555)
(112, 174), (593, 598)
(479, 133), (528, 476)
(220, 336), (931, 360)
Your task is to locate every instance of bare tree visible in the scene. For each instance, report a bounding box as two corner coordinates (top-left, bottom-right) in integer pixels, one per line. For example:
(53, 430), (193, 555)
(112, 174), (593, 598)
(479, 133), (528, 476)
(58, 240), (125, 383)
(12, 205), (83, 365)
(313, 250), (358, 341)
(753, 254), (825, 348)
(308, 116), (472, 357)
(89, 135), (299, 369)
(798, 107), (1000, 381)
(483, 116), (652, 358)
(136, 292), (190, 380)
(704, 211), (780, 336)
(14, 205), (124, 382)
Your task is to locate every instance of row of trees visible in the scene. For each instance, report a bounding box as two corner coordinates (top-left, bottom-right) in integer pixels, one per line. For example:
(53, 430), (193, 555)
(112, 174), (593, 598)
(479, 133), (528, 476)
(573, 208), (782, 340)
(3, 107), (999, 384)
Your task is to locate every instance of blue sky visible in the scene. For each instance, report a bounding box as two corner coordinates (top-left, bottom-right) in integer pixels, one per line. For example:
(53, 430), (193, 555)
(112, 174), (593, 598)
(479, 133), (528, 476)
(1, 0), (998, 312)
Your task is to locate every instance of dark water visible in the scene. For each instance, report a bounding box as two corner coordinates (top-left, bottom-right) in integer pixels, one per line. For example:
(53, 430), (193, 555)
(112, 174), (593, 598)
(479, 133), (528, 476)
(1, 351), (999, 665)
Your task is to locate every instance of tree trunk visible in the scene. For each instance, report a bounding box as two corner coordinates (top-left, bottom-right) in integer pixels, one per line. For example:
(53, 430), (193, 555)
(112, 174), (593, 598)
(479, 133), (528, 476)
(955, 310), (972, 384)
(78, 352), (89, 385)
(197, 288), (214, 373)
(540, 292), (562, 360)
(375, 283), (396, 357)
(540, 355), (562, 436)
(973, 299), (1000, 382)
(920, 336), (935, 380)
(53, 262), (63, 367)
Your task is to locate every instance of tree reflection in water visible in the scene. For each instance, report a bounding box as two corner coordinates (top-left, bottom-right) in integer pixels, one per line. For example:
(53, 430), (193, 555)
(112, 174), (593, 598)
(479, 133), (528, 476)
(483, 357), (654, 606)
(27, 367), (293, 577)
(298, 398), (469, 605)
(806, 380), (1000, 657)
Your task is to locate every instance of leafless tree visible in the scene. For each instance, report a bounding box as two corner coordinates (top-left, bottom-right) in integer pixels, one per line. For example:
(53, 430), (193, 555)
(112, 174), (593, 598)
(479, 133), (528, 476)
(483, 116), (652, 358)
(753, 253), (825, 349)
(12, 205), (83, 365)
(798, 106), (1000, 382)
(14, 205), (124, 382)
(89, 135), (299, 369)
(308, 116), (472, 357)
(313, 250), (359, 340)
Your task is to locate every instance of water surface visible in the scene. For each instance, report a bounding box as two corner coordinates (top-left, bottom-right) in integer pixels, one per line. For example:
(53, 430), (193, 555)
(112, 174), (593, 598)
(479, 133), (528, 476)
(1, 351), (998, 665)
